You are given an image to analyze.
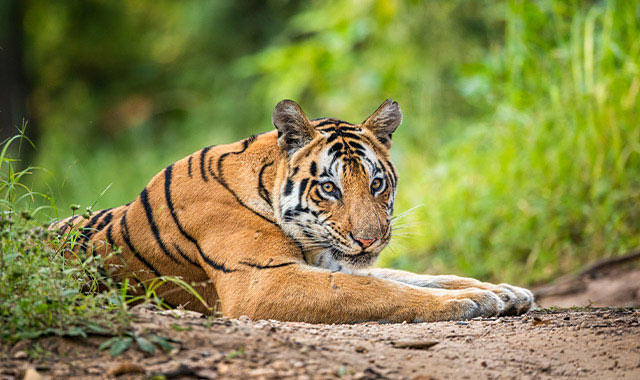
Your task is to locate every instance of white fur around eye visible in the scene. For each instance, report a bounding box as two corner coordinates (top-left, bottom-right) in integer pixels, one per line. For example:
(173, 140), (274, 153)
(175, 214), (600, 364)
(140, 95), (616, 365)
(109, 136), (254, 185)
(371, 177), (385, 194)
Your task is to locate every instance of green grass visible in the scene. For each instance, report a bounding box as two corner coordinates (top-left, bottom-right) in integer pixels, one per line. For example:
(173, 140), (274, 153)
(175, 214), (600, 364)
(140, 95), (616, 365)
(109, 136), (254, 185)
(0, 132), (206, 352)
(0, 130), (122, 342)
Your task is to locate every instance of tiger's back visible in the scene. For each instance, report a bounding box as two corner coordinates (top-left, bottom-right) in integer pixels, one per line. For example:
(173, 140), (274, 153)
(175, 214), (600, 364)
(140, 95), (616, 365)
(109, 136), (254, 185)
(56, 131), (293, 313)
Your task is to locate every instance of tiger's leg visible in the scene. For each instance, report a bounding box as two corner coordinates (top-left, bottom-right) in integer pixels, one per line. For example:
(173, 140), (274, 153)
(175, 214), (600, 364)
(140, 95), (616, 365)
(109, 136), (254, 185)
(208, 263), (506, 323)
(356, 268), (534, 315)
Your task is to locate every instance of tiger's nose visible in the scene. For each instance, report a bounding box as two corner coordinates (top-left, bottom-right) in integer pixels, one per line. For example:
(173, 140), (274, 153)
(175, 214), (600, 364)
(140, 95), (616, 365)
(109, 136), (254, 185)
(351, 234), (378, 249)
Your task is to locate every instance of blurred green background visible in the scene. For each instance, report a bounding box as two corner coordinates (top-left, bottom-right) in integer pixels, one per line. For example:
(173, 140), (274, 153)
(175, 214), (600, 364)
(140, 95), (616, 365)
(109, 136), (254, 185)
(1, 0), (638, 285)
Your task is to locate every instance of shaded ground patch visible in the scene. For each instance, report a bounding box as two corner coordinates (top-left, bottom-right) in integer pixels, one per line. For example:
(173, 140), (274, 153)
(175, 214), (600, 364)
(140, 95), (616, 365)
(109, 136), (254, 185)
(534, 251), (640, 308)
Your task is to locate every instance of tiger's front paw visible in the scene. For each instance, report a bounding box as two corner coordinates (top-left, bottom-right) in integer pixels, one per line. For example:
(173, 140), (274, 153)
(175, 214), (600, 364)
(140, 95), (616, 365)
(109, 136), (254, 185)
(491, 283), (535, 316)
(441, 288), (506, 320)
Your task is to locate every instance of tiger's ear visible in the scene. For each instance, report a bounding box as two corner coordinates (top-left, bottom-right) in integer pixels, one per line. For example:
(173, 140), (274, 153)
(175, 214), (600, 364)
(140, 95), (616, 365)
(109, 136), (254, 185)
(272, 99), (317, 156)
(362, 99), (402, 149)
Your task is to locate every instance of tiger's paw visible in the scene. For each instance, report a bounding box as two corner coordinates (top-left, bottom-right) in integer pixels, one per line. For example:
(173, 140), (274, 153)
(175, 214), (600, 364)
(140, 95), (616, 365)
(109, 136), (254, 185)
(491, 283), (535, 316)
(442, 288), (506, 320)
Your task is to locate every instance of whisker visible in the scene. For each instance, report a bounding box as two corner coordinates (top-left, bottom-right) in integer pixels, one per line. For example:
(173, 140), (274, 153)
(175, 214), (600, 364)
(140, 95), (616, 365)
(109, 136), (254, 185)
(391, 204), (423, 221)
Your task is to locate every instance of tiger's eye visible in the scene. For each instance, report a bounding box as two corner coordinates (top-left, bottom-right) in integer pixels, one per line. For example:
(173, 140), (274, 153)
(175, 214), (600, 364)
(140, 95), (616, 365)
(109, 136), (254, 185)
(322, 182), (335, 193)
(371, 178), (383, 191)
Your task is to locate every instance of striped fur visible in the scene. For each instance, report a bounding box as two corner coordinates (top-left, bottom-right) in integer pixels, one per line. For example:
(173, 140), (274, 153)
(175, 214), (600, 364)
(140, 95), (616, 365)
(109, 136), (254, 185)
(52, 99), (534, 322)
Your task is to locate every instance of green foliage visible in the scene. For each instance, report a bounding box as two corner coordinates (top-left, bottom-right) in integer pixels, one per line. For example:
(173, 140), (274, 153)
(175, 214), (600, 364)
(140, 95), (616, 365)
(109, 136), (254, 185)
(99, 333), (178, 357)
(23, 1), (301, 209)
(382, 0), (640, 284)
(0, 132), (209, 344)
(225, 346), (246, 360)
(0, 131), (121, 342)
(19, 0), (640, 285)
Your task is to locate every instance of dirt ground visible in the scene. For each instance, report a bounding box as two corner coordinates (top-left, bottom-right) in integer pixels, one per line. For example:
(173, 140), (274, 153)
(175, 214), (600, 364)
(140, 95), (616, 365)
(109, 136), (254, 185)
(2, 306), (639, 380)
(3, 256), (640, 379)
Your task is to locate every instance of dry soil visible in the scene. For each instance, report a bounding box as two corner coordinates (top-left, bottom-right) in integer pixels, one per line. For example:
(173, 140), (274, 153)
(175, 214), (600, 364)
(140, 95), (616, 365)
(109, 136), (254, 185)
(2, 306), (639, 379)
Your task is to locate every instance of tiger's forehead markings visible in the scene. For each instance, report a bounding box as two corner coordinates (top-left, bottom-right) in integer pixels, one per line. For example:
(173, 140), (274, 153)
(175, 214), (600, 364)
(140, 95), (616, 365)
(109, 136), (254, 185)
(311, 118), (353, 128)
(311, 122), (379, 178)
(302, 119), (389, 186)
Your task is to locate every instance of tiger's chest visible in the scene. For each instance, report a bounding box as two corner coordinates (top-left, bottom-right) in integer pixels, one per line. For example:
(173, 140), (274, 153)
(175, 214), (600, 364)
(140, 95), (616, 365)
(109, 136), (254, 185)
(309, 248), (353, 273)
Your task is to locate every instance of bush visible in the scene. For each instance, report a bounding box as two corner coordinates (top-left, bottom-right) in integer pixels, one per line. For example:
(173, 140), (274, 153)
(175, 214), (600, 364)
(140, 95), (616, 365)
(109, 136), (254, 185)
(0, 131), (207, 348)
(382, 0), (640, 284)
(0, 131), (128, 342)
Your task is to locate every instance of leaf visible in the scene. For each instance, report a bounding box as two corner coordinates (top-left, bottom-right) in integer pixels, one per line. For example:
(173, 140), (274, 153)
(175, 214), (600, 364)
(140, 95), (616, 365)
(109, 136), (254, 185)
(148, 335), (174, 353)
(225, 347), (245, 359)
(18, 330), (45, 340)
(65, 327), (87, 338)
(33, 302), (50, 313)
(83, 322), (110, 335)
(43, 328), (64, 336)
(99, 337), (120, 351)
(61, 289), (79, 297)
(110, 337), (133, 357)
(135, 335), (155, 354)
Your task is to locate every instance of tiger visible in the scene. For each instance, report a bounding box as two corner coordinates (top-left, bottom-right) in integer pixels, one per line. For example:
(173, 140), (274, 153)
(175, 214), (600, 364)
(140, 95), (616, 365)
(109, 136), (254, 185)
(54, 99), (534, 323)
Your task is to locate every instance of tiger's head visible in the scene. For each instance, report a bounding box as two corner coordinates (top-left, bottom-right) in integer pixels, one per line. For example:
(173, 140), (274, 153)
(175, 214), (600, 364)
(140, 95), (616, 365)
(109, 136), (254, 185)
(272, 99), (402, 271)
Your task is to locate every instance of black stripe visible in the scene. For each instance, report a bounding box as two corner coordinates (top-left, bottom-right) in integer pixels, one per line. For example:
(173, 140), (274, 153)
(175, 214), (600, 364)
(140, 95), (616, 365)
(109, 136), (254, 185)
(77, 209), (113, 281)
(309, 161), (317, 176)
(319, 126), (336, 133)
(200, 146), (212, 182)
(106, 224), (115, 245)
(140, 187), (181, 264)
(239, 261), (296, 269)
(385, 159), (398, 186)
(216, 138), (252, 177)
(77, 209), (111, 252)
(328, 142), (343, 155)
(164, 164), (236, 273)
(320, 167), (332, 178)
(315, 119), (339, 127)
(120, 210), (162, 277)
(188, 155), (193, 178)
(257, 161), (274, 207)
(172, 243), (200, 267)
(298, 178), (309, 205)
(284, 179), (294, 196)
(338, 131), (361, 140)
(95, 211), (113, 232)
(210, 138), (278, 225)
(348, 141), (366, 151)
(310, 189), (323, 207)
(285, 233), (308, 264)
(87, 209), (109, 226)
(59, 215), (80, 234)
